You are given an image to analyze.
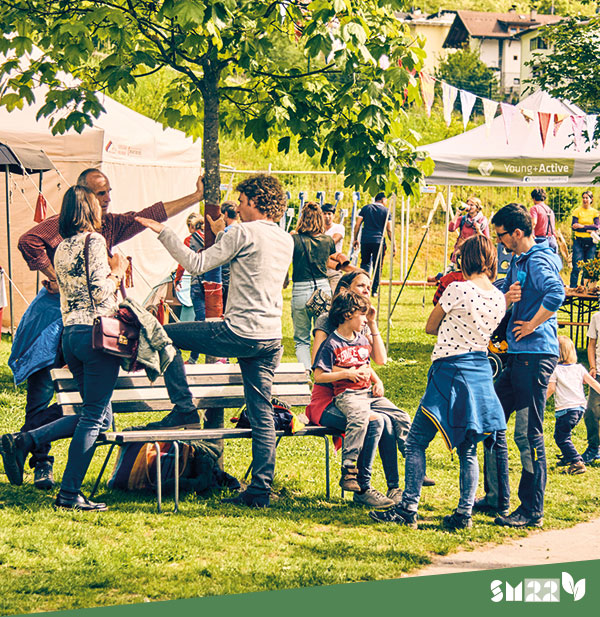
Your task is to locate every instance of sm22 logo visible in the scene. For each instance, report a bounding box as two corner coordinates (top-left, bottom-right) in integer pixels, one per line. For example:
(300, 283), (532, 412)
(491, 572), (586, 602)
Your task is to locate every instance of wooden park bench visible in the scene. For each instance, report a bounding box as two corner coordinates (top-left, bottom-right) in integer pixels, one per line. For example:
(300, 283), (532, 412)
(51, 362), (340, 512)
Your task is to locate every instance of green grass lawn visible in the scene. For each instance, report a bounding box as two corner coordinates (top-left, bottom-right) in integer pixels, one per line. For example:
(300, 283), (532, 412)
(1, 288), (599, 615)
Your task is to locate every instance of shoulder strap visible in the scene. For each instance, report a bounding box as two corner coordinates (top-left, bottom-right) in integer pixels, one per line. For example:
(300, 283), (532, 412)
(83, 233), (95, 309)
(299, 235), (319, 289)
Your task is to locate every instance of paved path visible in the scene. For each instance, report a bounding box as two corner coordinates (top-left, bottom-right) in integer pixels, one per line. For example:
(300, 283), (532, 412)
(411, 517), (600, 576)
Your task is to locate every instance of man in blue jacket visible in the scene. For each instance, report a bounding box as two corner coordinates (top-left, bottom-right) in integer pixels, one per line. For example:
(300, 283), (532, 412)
(475, 203), (565, 528)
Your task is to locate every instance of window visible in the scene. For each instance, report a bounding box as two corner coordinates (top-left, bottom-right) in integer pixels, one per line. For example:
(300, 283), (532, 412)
(530, 37), (549, 51)
(513, 55), (518, 60)
(514, 78), (520, 85)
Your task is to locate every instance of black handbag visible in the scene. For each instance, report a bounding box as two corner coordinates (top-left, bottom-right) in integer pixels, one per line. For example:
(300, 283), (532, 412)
(299, 235), (331, 317)
(84, 234), (140, 359)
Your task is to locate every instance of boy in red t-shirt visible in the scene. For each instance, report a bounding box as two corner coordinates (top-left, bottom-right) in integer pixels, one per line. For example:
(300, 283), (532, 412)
(313, 290), (390, 491)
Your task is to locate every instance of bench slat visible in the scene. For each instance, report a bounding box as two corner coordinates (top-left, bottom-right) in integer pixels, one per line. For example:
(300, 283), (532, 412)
(98, 425), (339, 444)
(51, 362), (307, 382)
(56, 383), (310, 405)
(54, 371), (308, 392)
(58, 394), (312, 416)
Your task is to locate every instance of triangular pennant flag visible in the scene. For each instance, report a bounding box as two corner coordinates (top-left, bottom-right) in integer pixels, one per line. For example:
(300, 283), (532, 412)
(500, 103), (516, 144)
(459, 90), (476, 130)
(538, 112), (551, 147)
(520, 108), (535, 123)
(572, 115), (586, 151)
(419, 72), (435, 117)
(441, 82), (458, 127)
(553, 113), (568, 136)
(482, 98), (498, 136)
(34, 193), (47, 223)
(586, 114), (597, 146)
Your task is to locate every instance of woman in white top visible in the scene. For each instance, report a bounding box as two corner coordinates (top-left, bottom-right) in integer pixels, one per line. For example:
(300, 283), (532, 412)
(0, 186), (128, 511)
(547, 335), (600, 475)
(370, 235), (506, 530)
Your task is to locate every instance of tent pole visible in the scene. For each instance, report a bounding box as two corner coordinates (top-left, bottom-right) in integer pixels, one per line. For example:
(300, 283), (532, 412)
(386, 193), (396, 352)
(444, 186), (451, 272)
(5, 166), (13, 338)
(36, 171), (42, 294)
(400, 196), (405, 279)
(405, 196), (410, 282)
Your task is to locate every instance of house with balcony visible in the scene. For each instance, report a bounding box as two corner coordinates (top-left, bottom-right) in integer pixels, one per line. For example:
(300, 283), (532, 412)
(442, 9), (562, 95)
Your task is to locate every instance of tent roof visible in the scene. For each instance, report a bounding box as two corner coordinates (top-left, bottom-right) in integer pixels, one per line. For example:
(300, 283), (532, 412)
(0, 143), (55, 174)
(417, 91), (599, 187)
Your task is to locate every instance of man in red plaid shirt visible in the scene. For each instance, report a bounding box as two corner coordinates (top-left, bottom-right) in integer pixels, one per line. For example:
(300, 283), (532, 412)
(5, 169), (203, 490)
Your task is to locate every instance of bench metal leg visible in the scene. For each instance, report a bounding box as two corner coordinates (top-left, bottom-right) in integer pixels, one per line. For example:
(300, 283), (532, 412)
(154, 442), (162, 514)
(90, 443), (116, 499)
(173, 440), (180, 514)
(322, 436), (330, 500)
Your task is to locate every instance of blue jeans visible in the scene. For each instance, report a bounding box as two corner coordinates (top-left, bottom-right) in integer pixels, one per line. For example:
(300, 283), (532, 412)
(320, 404), (400, 490)
(188, 282), (206, 364)
(28, 325), (120, 495)
(291, 280), (330, 370)
(360, 241), (386, 295)
(554, 407), (585, 463)
(484, 353), (557, 519)
(570, 237), (597, 287)
(401, 409), (478, 516)
(163, 320), (282, 496)
(22, 366), (63, 468)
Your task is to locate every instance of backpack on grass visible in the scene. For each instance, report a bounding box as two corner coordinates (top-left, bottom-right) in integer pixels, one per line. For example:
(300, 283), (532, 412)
(107, 439), (239, 494)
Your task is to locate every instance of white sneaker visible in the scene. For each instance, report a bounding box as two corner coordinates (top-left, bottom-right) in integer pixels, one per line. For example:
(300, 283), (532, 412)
(386, 487), (403, 505)
(353, 488), (394, 507)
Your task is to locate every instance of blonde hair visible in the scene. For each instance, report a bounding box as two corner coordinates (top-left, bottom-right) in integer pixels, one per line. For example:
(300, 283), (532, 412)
(558, 335), (577, 364)
(467, 196), (483, 211)
(296, 201), (325, 235)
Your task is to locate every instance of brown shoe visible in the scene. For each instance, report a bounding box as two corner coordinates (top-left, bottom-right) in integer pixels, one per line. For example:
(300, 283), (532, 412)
(565, 461), (586, 475)
(423, 475), (436, 487)
(340, 465), (361, 492)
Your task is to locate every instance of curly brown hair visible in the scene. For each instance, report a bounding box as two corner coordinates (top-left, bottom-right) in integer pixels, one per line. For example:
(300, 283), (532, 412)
(235, 174), (287, 221)
(296, 201), (325, 235)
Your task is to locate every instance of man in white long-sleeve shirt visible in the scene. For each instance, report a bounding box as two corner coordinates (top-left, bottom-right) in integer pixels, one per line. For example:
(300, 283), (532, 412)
(135, 174), (293, 508)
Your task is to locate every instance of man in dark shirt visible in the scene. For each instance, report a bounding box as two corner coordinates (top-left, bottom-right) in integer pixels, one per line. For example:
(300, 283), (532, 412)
(5, 168), (203, 490)
(352, 192), (395, 296)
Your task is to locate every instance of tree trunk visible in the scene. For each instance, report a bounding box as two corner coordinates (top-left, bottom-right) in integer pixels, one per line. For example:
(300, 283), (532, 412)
(200, 55), (224, 468)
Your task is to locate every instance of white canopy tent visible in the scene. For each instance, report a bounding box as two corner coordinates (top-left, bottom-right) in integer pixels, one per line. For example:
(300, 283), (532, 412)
(0, 88), (203, 328)
(418, 91), (596, 187)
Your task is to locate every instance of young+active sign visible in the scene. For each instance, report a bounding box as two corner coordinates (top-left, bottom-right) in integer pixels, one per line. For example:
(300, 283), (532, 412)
(468, 158), (575, 184)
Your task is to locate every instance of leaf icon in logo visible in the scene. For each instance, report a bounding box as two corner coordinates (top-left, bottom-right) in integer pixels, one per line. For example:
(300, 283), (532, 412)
(573, 579), (586, 602)
(562, 572), (575, 595)
(562, 572), (586, 600)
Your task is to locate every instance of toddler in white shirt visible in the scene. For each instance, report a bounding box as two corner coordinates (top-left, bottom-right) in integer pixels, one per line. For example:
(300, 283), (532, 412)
(547, 335), (600, 474)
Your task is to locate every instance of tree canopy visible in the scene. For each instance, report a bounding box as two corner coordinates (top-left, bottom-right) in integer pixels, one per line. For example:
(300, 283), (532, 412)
(528, 16), (600, 113)
(0, 1), (432, 201)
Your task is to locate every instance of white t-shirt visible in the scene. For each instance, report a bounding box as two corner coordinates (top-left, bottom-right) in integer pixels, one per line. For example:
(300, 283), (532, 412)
(432, 281), (506, 362)
(325, 223), (345, 253)
(549, 363), (589, 412)
(587, 312), (600, 368)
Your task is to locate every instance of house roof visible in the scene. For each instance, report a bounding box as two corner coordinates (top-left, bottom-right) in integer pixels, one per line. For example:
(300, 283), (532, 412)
(444, 10), (562, 47)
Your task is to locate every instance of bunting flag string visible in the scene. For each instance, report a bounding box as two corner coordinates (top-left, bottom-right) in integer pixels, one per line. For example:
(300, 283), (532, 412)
(419, 72), (435, 117)
(553, 113), (568, 136)
(538, 112), (551, 147)
(572, 115), (586, 151)
(459, 90), (476, 130)
(441, 82), (457, 127)
(417, 72), (599, 149)
(500, 102), (516, 144)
